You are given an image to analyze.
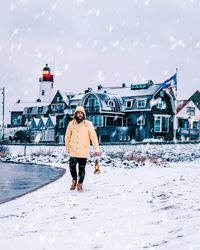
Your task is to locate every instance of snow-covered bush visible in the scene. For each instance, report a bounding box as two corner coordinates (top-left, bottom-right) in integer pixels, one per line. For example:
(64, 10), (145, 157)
(0, 145), (9, 158)
(30, 149), (54, 156)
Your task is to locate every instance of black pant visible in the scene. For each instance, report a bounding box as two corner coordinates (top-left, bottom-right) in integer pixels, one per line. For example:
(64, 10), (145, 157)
(69, 157), (87, 184)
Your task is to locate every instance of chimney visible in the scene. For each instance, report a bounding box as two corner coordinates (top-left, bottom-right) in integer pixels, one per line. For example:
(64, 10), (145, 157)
(97, 84), (102, 90)
(85, 87), (92, 94)
(122, 83), (126, 88)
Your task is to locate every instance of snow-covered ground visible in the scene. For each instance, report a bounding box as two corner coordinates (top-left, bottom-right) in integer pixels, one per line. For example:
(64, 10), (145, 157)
(0, 143), (200, 250)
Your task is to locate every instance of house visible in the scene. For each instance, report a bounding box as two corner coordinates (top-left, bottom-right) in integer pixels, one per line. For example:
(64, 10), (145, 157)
(79, 81), (175, 142)
(29, 115), (56, 143)
(176, 91), (200, 140)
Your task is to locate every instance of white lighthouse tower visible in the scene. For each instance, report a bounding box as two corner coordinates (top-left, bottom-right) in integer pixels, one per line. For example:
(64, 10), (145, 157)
(39, 64), (54, 102)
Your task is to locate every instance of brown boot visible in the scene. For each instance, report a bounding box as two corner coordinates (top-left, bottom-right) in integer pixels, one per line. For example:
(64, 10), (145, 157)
(70, 180), (77, 190)
(77, 183), (83, 192)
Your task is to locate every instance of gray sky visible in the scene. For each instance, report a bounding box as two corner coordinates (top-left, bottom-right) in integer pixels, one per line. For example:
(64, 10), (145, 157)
(0, 0), (200, 123)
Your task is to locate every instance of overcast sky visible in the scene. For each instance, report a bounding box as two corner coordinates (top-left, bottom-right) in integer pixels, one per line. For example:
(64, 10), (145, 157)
(0, 0), (200, 123)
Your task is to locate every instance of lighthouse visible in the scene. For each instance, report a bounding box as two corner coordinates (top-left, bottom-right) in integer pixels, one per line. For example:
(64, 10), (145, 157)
(39, 64), (54, 102)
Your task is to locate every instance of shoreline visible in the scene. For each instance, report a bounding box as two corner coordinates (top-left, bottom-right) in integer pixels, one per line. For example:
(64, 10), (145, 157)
(0, 161), (66, 205)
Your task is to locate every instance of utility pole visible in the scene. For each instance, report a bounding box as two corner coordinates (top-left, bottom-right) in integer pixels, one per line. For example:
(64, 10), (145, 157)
(0, 87), (5, 143)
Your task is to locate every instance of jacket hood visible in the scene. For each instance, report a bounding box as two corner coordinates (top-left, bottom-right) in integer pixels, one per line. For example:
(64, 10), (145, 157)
(73, 106), (86, 119)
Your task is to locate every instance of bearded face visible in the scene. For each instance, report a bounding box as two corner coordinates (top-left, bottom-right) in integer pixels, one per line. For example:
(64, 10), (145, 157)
(75, 111), (85, 123)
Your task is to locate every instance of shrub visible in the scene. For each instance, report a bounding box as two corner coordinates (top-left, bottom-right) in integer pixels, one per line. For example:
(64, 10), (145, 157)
(0, 145), (9, 158)
(30, 149), (54, 156)
(122, 151), (164, 165)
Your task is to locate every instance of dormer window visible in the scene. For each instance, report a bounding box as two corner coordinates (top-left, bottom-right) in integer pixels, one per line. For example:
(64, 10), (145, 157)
(125, 99), (133, 108)
(156, 99), (166, 109)
(108, 100), (115, 107)
(137, 99), (147, 108)
(27, 107), (32, 113)
(83, 94), (100, 112)
(38, 107), (43, 113)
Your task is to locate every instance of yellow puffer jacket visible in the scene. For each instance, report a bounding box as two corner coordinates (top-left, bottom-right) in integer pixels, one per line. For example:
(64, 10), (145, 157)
(65, 106), (100, 158)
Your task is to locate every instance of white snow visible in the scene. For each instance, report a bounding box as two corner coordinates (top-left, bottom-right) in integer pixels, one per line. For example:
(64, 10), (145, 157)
(0, 143), (200, 249)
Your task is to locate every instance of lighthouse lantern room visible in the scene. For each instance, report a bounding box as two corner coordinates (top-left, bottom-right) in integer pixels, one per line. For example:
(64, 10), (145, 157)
(39, 64), (54, 102)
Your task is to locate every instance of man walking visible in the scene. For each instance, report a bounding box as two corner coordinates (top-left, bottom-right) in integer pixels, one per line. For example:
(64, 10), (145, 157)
(65, 106), (100, 191)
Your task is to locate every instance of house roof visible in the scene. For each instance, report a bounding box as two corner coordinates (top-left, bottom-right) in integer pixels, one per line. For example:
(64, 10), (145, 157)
(176, 91), (200, 113)
(10, 101), (51, 112)
(59, 91), (76, 105)
(189, 90), (200, 109)
(176, 100), (188, 113)
(97, 83), (162, 97)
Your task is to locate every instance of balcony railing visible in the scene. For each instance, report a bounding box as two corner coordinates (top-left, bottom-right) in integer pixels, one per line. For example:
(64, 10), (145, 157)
(176, 128), (200, 140)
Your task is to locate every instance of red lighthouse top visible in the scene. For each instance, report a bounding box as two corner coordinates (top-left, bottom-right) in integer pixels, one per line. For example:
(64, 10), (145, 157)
(42, 64), (54, 82)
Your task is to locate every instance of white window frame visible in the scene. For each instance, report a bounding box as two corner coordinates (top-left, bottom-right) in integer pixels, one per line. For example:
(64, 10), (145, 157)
(88, 115), (103, 127)
(186, 107), (195, 116)
(108, 100), (115, 107)
(154, 115), (170, 133)
(137, 99), (147, 108)
(156, 99), (166, 110)
(137, 117), (145, 125)
(125, 99), (133, 108)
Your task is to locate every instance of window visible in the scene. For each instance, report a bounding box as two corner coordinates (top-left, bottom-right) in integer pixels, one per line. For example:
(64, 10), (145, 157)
(27, 108), (32, 113)
(137, 116), (145, 125)
(137, 99), (147, 108)
(178, 119), (188, 129)
(125, 100), (132, 108)
(51, 104), (64, 112)
(156, 99), (166, 109)
(84, 94), (100, 112)
(41, 90), (45, 95)
(193, 121), (198, 129)
(88, 115), (103, 126)
(38, 107), (43, 113)
(13, 119), (18, 125)
(57, 96), (61, 102)
(154, 116), (169, 132)
(108, 100), (115, 107)
(187, 107), (195, 116)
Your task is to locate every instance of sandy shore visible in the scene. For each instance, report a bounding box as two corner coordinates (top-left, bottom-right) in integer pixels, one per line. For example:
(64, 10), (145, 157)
(0, 160), (200, 250)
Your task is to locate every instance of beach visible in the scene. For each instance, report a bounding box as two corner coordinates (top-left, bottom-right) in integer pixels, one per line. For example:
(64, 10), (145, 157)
(0, 152), (200, 250)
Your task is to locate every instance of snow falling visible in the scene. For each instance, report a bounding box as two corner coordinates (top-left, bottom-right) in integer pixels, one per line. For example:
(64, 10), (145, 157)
(1, 1), (200, 249)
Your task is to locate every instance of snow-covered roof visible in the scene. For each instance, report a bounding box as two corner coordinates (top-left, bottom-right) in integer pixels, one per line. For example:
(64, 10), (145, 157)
(71, 93), (84, 101)
(130, 80), (152, 85)
(81, 92), (123, 113)
(59, 91), (76, 105)
(3, 127), (27, 138)
(97, 84), (162, 97)
(10, 101), (51, 112)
